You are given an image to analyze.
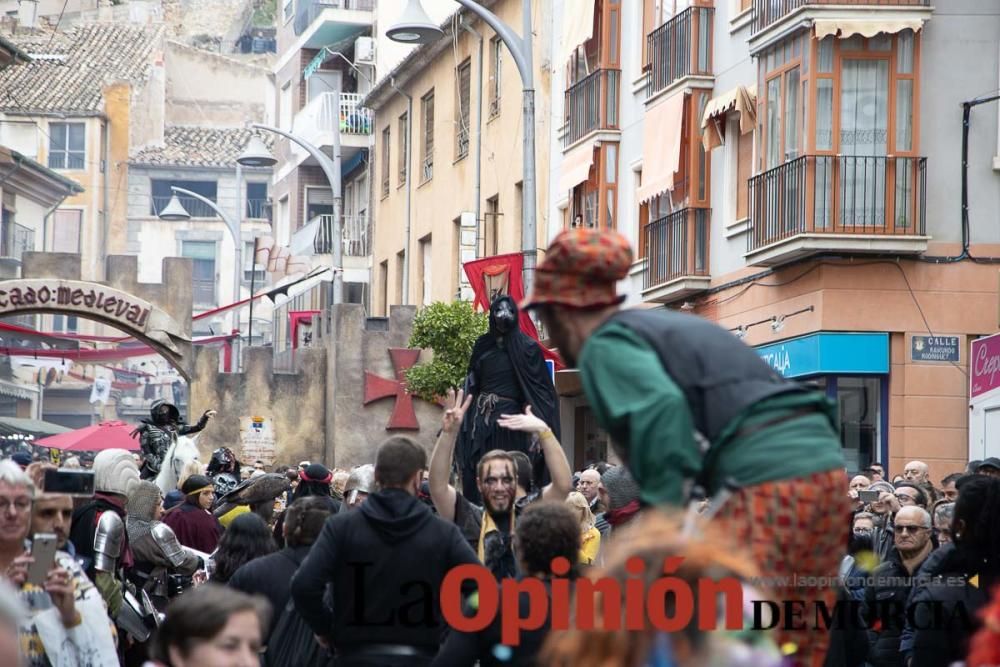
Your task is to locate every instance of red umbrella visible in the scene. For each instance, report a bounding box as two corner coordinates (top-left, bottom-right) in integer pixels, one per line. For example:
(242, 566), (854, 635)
(35, 421), (140, 452)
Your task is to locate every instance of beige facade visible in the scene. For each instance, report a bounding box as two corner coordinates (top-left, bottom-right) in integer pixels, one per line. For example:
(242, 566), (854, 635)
(368, 0), (553, 315)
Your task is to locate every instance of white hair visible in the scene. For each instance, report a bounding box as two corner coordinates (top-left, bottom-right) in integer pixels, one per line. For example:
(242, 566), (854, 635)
(0, 460), (33, 498)
(897, 505), (932, 528)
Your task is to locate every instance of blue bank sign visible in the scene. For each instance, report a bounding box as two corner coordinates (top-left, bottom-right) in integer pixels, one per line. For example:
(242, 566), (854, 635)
(754, 332), (889, 378)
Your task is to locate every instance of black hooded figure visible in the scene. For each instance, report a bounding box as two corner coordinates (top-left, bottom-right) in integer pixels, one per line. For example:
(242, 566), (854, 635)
(457, 295), (560, 504)
(132, 399), (214, 480)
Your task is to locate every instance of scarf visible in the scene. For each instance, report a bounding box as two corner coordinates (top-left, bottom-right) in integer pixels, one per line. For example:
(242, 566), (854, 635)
(605, 500), (641, 527)
(477, 506), (515, 565)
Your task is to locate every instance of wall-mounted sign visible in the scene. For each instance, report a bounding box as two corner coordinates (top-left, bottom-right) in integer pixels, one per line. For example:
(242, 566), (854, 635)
(971, 333), (1000, 399)
(0, 280), (154, 331)
(754, 332), (889, 379)
(911, 335), (960, 363)
(240, 415), (276, 465)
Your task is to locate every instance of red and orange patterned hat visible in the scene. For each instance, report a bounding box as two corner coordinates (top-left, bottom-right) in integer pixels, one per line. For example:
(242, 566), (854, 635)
(522, 228), (633, 310)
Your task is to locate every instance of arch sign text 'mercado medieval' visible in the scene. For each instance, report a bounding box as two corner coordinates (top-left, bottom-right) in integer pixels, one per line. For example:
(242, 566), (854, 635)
(0, 279), (184, 354)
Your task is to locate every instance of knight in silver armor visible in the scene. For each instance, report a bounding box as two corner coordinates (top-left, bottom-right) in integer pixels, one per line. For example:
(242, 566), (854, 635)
(132, 400), (216, 480)
(126, 481), (203, 611)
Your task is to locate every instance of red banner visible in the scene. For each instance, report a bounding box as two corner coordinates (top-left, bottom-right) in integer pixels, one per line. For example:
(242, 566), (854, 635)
(463, 254), (563, 370)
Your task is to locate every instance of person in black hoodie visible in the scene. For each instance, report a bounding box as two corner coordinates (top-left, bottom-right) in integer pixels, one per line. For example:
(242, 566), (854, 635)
(290, 435), (479, 666)
(229, 497), (334, 645)
(902, 474), (1000, 667)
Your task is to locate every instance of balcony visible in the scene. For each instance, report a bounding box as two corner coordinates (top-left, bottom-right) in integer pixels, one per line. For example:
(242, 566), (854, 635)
(0, 220), (33, 263)
(642, 208), (711, 302)
(746, 155), (928, 266)
(313, 214), (369, 257)
(646, 6), (713, 101)
(563, 69), (620, 149)
(285, 92), (372, 175)
(294, 0), (374, 48)
(749, 0), (932, 55)
(151, 195), (218, 219)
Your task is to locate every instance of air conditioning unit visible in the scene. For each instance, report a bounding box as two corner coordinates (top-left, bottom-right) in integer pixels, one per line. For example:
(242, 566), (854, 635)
(355, 37), (375, 65)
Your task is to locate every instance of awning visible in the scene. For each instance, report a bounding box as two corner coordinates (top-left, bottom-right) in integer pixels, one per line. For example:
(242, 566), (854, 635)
(557, 141), (597, 195)
(813, 18), (925, 40)
(702, 85), (757, 150)
(637, 90), (686, 204)
(0, 417), (70, 438)
(557, 0), (595, 66)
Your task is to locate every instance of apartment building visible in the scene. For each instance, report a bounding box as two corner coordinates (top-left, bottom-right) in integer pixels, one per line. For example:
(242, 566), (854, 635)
(549, 0), (1000, 477)
(367, 0), (552, 314)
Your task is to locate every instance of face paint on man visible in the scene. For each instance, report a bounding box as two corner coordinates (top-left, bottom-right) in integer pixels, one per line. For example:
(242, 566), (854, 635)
(479, 460), (516, 516)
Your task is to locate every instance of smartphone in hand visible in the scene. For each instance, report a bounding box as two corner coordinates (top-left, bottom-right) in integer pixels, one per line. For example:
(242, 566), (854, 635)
(26, 534), (58, 587)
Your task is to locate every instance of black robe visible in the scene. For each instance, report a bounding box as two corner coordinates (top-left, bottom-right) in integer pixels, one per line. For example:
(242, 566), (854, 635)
(457, 296), (561, 503)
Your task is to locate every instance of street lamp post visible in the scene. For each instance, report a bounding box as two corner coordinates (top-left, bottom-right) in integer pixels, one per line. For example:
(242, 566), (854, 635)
(251, 117), (344, 304)
(389, 0), (537, 290)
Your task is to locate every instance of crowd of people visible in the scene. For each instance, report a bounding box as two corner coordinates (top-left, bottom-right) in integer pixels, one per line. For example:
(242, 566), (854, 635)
(0, 229), (997, 667)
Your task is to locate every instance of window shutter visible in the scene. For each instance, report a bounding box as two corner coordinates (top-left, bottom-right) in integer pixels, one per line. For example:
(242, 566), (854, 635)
(52, 210), (81, 253)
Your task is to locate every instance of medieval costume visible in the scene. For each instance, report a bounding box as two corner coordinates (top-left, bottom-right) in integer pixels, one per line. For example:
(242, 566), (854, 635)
(457, 296), (560, 503)
(125, 481), (203, 612)
(521, 228), (848, 667)
(132, 400), (212, 480)
(162, 475), (224, 554)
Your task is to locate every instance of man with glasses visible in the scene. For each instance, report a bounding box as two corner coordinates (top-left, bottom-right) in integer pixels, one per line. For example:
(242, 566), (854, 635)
(0, 459), (117, 665)
(864, 506), (933, 667)
(893, 483), (928, 509)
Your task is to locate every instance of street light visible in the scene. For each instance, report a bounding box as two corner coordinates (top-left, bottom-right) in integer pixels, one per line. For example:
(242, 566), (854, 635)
(388, 0), (538, 290)
(250, 120), (344, 304)
(157, 136), (276, 367)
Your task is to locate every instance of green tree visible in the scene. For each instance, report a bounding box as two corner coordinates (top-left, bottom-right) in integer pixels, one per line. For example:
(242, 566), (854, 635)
(406, 301), (488, 401)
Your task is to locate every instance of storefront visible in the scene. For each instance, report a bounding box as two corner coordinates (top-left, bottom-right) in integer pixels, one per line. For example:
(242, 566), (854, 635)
(755, 332), (890, 473)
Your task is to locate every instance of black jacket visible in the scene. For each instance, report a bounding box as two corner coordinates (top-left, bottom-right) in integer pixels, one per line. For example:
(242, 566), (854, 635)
(863, 549), (929, 667)
(290, 488), (479, 653)
(229, 546), (311, 643)
(905, 543), (991, 667)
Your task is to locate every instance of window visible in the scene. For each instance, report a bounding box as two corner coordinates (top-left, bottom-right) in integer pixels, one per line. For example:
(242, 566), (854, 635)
(48, 123), (85, 170)
(52, 315), (78, 333)
(181, 241), (217, 305)
(0, 122), (37, 158)
(488, 38), (502, 118)
(381, 126), (391, 197)
(244, 241), (266, 283)
(246, 182), (269, 219)
(418, 235), (432, 306)
(421, 90), (434, 182)
(280, 83), (293, 132)
(52, 209), (81, 253)
(151, 180), (218, 218)
(379, 259), (389, 316)
(276, 196), (290, 245)
(456, 59), (471, 159)
(305, 187), (333, 221)
(484, 195), (499, 257)
(283, 0), (293, 22)
(398, 112), (408, 187)
(394, 250), (404, 305)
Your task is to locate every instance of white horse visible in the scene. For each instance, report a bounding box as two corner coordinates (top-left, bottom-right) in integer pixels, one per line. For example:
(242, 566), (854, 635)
(155, 434), (202, 495)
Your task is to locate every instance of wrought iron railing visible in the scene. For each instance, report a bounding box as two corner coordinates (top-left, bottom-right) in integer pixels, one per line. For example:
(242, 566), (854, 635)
(752, 0), (930, 34)
(644, 208), (709, 289)
(313, 214), (369, 257)
(1, 221), (33, 261)
(647, 7), (713, 98)
(747, 155), (927, 253)
(564, 69), (621, 148)
(246, 198), (272, 221)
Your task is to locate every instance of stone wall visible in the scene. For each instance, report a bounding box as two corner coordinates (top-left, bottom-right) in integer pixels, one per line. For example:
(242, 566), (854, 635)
(320, 304), (441, 468)
(190, 344), (327, 465)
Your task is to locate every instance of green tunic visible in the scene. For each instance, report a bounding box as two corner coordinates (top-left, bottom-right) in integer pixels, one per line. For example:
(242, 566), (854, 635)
(578, 321), (845, 506)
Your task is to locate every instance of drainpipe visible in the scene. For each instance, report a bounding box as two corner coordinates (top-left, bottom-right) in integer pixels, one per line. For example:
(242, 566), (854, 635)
(101, 118), (110, 279)
(390, 77), (413, 305)
(462, 21), (485, 265)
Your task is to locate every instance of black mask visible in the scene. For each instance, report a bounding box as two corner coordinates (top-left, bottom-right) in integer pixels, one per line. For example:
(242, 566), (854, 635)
(490, 297), (517, 336)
